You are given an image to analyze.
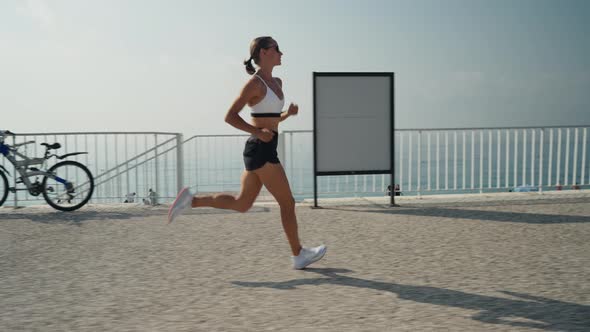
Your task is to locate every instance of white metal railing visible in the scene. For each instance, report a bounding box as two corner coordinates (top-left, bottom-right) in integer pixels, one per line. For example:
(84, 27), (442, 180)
(2, 126), (588, 207)
(280, 126), (589, 197)
(182, 134), (247, 193)
(181, 134), (279, 200)
(401, 126), (589, 194)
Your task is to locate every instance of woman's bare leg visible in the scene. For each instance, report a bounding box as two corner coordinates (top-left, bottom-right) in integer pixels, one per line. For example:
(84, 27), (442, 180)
(192, 170), (262, 213)
(254, 163), (302, 256)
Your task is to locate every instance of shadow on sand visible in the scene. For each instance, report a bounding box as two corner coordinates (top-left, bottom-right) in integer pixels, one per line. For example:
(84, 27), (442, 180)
(319, 204), (590, 224)
(233, 268), (590, 331)
(0, 206), (270, 224)
(0, 210), (143, 224)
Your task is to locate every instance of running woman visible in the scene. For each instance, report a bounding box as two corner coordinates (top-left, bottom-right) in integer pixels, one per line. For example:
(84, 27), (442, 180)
(168, 36), (326, 270)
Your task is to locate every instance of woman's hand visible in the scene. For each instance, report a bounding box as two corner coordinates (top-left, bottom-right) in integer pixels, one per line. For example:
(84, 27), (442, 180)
(256, 128), (275, 143)
(287, 103), (299, 116)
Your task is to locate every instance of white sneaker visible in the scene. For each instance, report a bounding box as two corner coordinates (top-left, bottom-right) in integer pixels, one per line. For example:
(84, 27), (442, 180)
(292, 245), (327, 270)
(167, 187), (193, 224)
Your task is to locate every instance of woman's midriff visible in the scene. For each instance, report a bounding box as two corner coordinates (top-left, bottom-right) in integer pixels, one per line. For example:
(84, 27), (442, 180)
(251, 117), (280, 132)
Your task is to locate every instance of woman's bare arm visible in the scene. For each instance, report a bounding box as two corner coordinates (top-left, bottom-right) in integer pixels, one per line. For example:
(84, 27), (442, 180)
(224, 79), (275, 142)
(274, 78), (298, 122)
(224, 80), (260, 135)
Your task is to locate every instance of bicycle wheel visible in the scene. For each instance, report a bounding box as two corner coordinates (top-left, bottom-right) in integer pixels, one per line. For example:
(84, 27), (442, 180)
(0, 171), (8, 207)
(42, 160), (94, 211)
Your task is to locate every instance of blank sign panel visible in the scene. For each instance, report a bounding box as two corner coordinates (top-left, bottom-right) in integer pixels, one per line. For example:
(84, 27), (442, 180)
(314, 74), (393, 173)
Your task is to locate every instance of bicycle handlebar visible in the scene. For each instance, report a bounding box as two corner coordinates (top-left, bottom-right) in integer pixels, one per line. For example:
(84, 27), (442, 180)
(11, 140), (36, 148)
(0, 130), (14, 143)
(0, 130), (15, 137)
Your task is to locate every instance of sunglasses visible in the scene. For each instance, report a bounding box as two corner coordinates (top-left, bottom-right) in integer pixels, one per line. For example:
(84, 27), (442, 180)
(265, 44), (281, 53)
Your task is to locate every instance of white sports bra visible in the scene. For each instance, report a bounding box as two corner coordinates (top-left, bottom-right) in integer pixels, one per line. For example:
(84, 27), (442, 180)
(250, 75), (285, 118)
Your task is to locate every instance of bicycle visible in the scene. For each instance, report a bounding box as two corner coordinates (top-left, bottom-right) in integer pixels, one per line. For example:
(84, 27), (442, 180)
(0, 130), (94, 211)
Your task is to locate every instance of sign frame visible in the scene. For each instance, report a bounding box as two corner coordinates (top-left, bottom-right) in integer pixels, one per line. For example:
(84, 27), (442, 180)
(313, 72), (395, 207)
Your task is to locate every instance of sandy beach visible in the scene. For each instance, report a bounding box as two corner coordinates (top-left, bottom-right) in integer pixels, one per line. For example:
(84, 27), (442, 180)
(1, 192), (589, 331)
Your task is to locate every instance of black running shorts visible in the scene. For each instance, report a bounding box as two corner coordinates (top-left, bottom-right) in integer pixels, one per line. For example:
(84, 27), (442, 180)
(243, 131), (280, 171)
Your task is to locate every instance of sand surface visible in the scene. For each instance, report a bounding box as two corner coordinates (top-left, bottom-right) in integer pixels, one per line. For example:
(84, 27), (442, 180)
(1, 193), (589, 331)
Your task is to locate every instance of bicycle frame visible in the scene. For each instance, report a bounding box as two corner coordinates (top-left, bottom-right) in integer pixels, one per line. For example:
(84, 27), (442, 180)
(1, 142), (51, 190)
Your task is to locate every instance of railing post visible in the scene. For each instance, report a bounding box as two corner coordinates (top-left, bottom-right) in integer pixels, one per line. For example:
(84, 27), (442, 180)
(154, 134), (159, 198)
(436, 132), (440, 190)
(488, 131), (492, 189)
(514, 130), (518, 187)
(399, 132), (404, 193)
(523, 129), (527, 187)
(479, 131), (483, 194)
(408, 132), (412, 192)
(12, 135), (17, 208)
(290, 132), (294, 186)
(125, 134), (129, 197)
(278, 132), (286, 168)
(176, 133), (184, 195)
(471, 130), (475, 190)
(548, 129), (553, 187)
(454, 132), (458, 190)
(539, 129), (544, 193)
(582, 128), (587, 185)
(115, 134), (120, 201)
(497, 130), (501, 189)
(557, 129), (562, 186)
(573, 128), (579, 187)
(417, 130), (421, 197)
(505, 130), (510, 188)
(290, 133), (294, 190)
(427, 132), (431, 191)
(104, 135), (108, 201)
(463, 131), (467, 190)
(94, 134), (99, 202)
(565, 128), (570, 186)
(445, 132), (449, 190)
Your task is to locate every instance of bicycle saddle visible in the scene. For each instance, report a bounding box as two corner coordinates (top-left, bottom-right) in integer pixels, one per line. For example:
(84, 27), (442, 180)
(41, 143), (61, 150)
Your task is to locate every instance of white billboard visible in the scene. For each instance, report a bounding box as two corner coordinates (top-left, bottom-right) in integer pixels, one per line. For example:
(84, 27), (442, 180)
(314, 73), (393, 174)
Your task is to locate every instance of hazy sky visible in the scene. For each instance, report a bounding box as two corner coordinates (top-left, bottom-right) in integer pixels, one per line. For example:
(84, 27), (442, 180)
(2, 0), (589, 136)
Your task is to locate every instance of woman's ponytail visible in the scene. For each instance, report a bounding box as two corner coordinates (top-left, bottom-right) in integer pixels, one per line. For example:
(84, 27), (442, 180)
(244, 57), (256, 75)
